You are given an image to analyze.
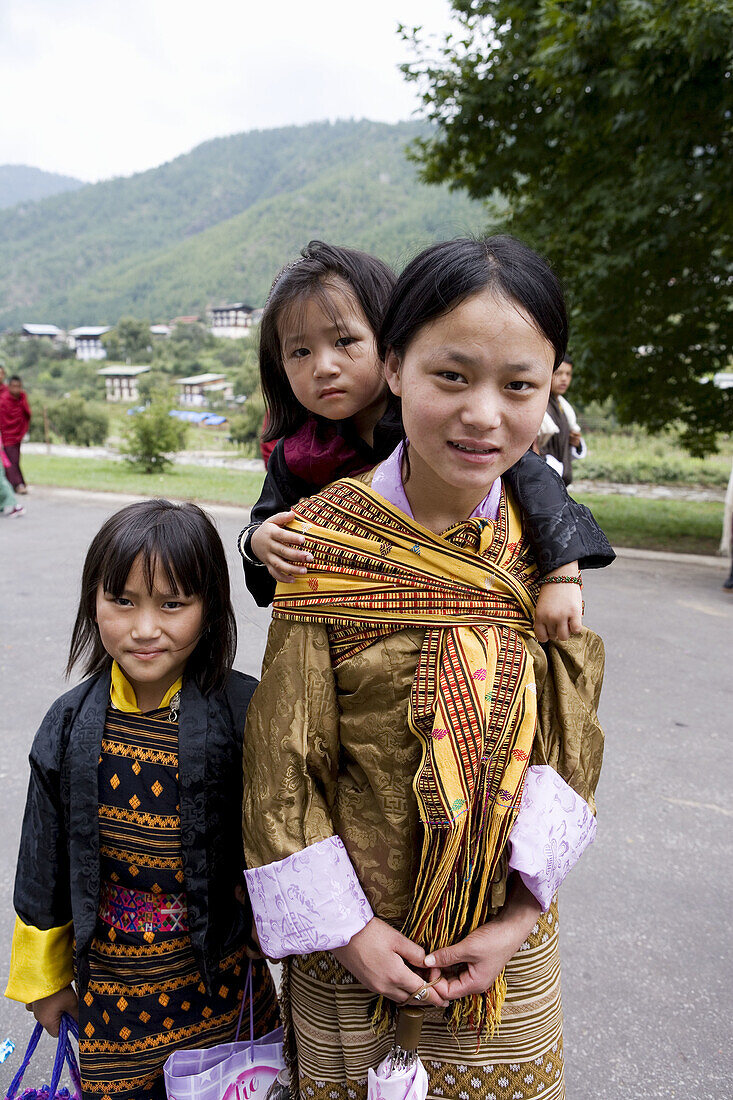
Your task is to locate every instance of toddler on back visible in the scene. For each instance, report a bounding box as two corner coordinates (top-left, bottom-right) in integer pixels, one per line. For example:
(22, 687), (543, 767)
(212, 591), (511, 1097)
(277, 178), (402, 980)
(238, 240), (614, 632)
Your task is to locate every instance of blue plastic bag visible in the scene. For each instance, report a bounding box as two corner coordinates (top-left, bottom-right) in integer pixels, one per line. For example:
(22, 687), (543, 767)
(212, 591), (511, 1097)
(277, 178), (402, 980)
(3, 1014), (80, 1100)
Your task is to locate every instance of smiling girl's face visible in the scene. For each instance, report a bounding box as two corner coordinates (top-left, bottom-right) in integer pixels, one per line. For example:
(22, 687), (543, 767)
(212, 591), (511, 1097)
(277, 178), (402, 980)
(385, 289), (554, 530)
(96, 554), (203, 711)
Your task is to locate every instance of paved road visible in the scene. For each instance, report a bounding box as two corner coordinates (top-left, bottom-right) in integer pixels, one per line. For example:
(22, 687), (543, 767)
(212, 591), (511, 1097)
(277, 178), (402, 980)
(1, 489), (731, 1097)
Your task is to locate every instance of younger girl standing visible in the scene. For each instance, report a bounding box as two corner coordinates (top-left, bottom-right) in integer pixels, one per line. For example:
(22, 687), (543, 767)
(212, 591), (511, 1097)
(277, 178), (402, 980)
(239, 240), (613, 639)
(6, 500), (279, 1099)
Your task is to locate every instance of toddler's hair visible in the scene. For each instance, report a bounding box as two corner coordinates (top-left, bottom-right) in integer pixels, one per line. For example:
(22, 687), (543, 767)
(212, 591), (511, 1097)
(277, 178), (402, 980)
(259, 240), (395, 441)
(378, 235), (568, 371)
(67, 499), (236, 695)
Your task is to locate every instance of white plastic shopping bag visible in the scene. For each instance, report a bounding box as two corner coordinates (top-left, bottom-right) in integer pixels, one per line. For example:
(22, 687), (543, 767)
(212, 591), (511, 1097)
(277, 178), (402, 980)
(164, 962), (284, 1100)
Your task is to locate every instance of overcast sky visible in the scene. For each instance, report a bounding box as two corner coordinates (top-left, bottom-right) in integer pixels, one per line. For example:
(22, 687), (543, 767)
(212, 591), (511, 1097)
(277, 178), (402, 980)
(0, 0), (459, 183)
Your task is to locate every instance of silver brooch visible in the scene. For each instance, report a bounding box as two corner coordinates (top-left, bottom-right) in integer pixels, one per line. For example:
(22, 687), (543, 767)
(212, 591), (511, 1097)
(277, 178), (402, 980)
(168, 690), (181, 723)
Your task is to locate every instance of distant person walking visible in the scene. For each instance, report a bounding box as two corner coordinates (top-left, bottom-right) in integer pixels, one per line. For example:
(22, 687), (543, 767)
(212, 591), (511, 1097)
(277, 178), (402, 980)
(0, 427), (24, 517)
(537, 356), (586, 485)
(0, 374), (31, 493)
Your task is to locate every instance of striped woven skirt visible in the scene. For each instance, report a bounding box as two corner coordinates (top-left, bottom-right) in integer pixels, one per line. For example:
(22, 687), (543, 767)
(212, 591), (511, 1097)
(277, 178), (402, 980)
(287, 900), (564, 1100)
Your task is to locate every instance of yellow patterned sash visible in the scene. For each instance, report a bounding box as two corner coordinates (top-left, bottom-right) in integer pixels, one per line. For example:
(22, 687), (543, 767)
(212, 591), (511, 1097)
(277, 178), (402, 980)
(274, 478), (540, 1036)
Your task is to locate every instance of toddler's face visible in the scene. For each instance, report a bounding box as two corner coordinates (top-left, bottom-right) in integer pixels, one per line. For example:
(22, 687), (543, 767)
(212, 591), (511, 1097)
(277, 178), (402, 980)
(277, 279), (386, 431)
(96, 554), (203, 707)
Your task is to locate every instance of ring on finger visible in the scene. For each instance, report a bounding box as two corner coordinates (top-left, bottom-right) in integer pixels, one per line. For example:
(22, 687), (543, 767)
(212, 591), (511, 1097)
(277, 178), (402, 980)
(408, 975), (441, 1004)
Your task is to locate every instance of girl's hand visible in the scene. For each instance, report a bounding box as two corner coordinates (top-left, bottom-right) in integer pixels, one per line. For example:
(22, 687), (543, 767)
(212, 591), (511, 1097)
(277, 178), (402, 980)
(250, 513), (314, 584)
(423, 879), (541, 1000)
(27, 985), (78, 1037)
(534, 563), (582, 642)
(333, 918), (449, 1008)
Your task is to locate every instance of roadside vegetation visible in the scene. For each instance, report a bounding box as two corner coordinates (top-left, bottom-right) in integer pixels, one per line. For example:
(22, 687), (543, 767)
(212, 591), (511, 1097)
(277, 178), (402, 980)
(21, 454), (265, 508)
(22, 450), (726, 557)
(6, 326), (730, 555)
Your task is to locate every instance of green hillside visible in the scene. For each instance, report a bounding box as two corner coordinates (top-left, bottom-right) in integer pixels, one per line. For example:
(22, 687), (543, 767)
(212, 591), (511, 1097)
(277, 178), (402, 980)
(0, 121), (487, 327)
(0, 165), (85, 210)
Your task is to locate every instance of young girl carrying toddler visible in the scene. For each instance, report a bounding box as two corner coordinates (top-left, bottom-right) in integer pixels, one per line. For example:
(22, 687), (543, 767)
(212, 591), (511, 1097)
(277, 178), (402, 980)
(242, 234), (606, 1099)
(238, 240), (613, 631)
(6, 500), (279, 1099)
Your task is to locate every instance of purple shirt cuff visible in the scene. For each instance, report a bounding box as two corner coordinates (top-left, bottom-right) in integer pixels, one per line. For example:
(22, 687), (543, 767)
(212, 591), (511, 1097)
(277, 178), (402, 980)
(244, 835), (374, 958)
(507, 764), (597, 911)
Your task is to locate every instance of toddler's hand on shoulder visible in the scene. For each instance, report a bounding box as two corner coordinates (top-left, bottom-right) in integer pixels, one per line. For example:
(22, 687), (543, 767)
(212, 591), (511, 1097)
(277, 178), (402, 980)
(534, 568), (583, 643)
(250, 512), (314, 584)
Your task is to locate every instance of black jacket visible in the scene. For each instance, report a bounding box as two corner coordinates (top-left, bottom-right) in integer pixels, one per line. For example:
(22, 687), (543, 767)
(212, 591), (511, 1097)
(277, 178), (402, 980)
(13, 669), (256, 993)
(242, 409), (615, 606)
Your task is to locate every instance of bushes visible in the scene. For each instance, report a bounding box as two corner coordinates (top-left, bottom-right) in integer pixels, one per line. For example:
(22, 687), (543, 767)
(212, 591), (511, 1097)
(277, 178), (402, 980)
(227, 390), (265, 456)
(121, 404), (187, 473)
(38, 395), (109, 446)
(579, 428), (732, 488)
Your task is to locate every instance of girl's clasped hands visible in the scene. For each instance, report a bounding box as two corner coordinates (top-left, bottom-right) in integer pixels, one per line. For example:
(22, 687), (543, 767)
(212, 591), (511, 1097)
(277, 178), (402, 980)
(333, 876), (541, 1009)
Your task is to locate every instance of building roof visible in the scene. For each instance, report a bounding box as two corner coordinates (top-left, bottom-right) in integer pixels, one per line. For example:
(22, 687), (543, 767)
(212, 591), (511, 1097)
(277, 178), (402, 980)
(69, 326), (111, 338)
(176, 373), (227, 385)
(170, 315), (200, 325)
(97, 365), (151, 377)
(150, 324), (171, 336)
(210, 302), (256, 313)
(22, 323), (62, 336)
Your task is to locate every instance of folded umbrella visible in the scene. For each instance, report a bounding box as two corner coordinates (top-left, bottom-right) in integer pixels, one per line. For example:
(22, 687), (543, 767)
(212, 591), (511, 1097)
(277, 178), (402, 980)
(367, 1006), (428, 1100)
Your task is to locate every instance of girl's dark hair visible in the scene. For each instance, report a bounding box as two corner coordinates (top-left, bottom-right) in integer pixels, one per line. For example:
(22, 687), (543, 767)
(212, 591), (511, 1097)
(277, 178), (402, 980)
(259, 240), (396, 441)
(377, 235), (568, 371)
(67, 499), (236, 696)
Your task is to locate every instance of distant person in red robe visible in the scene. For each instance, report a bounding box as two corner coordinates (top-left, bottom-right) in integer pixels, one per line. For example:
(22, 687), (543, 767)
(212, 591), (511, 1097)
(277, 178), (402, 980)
(0, 375), (31, 493)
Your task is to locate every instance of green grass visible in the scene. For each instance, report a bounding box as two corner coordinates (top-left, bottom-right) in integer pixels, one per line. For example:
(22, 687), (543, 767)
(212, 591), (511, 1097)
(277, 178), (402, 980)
(23, 453), (726, 555)
(23, 454), (265, 508)
(574, 493), (724, 556)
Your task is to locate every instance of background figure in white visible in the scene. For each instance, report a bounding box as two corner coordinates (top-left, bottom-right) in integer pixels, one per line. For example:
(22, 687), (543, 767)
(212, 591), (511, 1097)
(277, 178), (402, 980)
(721, 458), (733, 591)
(537, 356), (587, 484)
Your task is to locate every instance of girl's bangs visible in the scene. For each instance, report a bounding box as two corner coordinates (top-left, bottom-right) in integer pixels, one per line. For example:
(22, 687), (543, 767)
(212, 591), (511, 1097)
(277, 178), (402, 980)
(276, 277), (362, 351)
(99, 519), (205, 598)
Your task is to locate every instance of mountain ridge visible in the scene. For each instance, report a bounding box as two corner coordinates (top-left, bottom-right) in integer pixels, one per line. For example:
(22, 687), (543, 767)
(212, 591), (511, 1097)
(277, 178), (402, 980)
(0, 120), (486, 328)
(0, 164), (86, 211)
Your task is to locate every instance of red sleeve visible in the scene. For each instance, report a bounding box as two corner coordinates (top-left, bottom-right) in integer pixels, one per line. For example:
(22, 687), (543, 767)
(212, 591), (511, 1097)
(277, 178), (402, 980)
(22, 394), (31, 424)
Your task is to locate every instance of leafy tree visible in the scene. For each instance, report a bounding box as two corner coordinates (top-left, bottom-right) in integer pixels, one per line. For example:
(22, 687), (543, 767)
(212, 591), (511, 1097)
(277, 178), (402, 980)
(137, 371), (176, 405)
(121, 404), (187, 473)
(169, 322), (215, 352)
(227, 389), (266, 455)
(103, 317), (152, 362)
(230, 338), (260, 398)
(47, 395), (109, 446)
(401, 0), (733, 453)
